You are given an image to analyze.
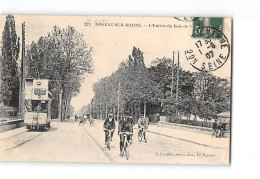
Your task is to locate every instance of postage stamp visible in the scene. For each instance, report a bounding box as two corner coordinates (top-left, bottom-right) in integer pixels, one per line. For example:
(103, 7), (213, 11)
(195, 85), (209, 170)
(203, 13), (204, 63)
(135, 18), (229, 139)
(192, 17), (224, 38)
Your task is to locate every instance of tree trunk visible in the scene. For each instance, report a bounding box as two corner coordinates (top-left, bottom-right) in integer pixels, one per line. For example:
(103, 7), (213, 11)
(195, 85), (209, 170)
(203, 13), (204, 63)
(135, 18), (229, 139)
(117, 80), (120, 121)
(64, 98), (69, 121)
(100, 101), (102, 120)
(105, 100), (108, 119)
(194, 115), (197, 120)
(58, 88), (63, 122)
(139, 100), (141, 119)
(144, 101), (146, 118)
(130, 102), (133, 115)
(113, 105), (116, 121)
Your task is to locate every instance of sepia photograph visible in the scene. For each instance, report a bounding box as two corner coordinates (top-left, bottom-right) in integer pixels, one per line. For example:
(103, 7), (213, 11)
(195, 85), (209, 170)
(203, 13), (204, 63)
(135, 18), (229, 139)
(0, 15), (231, 165)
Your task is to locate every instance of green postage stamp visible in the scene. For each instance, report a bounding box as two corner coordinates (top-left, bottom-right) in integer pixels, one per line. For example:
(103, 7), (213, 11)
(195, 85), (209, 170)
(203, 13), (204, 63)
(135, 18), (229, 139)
(192, 17), (224, 38)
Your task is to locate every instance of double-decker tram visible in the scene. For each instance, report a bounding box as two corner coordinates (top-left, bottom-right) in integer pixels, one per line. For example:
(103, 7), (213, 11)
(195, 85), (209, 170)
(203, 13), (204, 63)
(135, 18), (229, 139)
(24, 78), (52, 130)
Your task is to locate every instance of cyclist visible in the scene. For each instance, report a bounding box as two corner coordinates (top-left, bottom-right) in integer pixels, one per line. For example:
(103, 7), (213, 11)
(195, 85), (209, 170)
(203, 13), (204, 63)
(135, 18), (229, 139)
(83, 114), (88, 123)
(79, 113), (85, 126)
(103, 114), (116, 146)
(87, 113), (94, 127)
(118, 115), (134, 157)
(138, 114), (149, 142)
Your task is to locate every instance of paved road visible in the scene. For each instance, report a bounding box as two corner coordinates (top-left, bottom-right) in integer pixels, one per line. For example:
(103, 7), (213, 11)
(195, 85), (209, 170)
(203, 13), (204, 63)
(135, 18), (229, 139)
(0, 120), (229, 165)
(0, 121), (109, 163)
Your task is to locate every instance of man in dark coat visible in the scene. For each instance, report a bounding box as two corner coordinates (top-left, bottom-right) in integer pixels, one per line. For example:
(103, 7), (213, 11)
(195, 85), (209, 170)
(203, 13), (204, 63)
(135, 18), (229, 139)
(103, 114), (116, 145)
(118, 115), (134, 157)
(212, 119), (218, 137)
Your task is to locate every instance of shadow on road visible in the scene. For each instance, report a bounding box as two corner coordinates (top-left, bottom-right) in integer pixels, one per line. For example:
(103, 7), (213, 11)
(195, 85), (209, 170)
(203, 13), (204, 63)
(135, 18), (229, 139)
(26, 127), (57, 132)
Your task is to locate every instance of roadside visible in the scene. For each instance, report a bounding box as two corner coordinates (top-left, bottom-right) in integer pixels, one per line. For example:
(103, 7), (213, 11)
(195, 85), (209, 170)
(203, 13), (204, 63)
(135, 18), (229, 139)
(93, 118), (229, 149)
(84, 119), (229, 165)
(145, 125), (229, 149)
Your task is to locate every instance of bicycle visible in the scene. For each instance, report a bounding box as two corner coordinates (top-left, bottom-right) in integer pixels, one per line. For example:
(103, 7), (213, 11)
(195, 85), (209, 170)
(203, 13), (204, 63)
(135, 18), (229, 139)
(120, 131), (133, 160)
(104, 128), (115, 150)
(89, 119), (94, 127)
(138, 125), (147, 143)
(212, 129), (222, 138)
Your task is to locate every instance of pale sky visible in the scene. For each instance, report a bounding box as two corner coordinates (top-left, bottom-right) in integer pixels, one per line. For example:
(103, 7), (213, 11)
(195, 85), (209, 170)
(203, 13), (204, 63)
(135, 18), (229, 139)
(0, 15), (232, 111)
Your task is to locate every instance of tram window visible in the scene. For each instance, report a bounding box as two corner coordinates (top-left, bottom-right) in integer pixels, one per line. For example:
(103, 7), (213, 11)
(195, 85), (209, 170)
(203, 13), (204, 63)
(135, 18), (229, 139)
(25, 79), (33, 86)
(31, 100), (48, 113)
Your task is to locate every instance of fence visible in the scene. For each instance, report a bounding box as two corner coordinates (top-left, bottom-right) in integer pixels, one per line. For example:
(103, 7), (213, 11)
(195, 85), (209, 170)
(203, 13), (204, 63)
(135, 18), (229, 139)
(166, 116), (213, 128)
(0, 106), (18, 122)
(148, 114), (160, 123)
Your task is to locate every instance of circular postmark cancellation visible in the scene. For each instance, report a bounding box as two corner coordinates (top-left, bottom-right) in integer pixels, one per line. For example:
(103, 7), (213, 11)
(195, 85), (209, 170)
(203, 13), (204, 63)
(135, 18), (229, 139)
(174, 17), (199, 22)
(185, 26), (230, 72)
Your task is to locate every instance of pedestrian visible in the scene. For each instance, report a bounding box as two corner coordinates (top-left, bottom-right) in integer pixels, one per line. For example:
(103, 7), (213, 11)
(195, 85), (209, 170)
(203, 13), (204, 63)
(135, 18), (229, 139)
(217, 121), (223, 137)
(212, 119), (218, 137)
(221, 122), (227, 137)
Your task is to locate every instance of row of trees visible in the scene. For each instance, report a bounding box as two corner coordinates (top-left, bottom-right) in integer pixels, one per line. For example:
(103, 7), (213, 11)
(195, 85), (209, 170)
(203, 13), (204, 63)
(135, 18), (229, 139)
(25, 26), (93, 120)
(90, 47), (230, 122)
(0, 15), (93, 121)
(90, 47), (161, 120)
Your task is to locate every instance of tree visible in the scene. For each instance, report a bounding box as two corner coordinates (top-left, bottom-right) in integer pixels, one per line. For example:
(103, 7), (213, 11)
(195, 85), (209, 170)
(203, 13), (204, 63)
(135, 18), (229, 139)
(149, 57), (196, 118)
(194, 71), (230, 121)
(25, 26), (93, 120)
(1, 15), (20, 107)
(92, 47), (162, 120)
(0, 56), (3, 104)
(117, 47), (161, 118)
(149, 57), (172, 100)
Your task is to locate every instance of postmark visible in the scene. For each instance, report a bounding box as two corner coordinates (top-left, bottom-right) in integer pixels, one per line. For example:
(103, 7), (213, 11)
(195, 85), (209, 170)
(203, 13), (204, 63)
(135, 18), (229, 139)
(185, 26), (230, 71)
(174, 17), (199, 22)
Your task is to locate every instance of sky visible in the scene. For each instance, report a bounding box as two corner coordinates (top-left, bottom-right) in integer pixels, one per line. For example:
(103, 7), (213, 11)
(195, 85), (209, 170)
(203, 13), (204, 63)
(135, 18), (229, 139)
(0, 15), (232, 112)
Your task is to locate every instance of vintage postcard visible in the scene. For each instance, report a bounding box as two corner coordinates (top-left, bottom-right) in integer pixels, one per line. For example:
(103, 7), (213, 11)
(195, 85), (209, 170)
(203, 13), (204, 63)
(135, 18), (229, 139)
(0, 15), (231, 165)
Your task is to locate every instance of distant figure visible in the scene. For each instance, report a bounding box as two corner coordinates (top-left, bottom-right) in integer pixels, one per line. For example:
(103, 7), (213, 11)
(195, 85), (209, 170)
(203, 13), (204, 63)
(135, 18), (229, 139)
(88, 114), (94, 127)
(83, 114), (88, 122)
(217, 122), (223, 137)
(212, 119), (218, 137)
(75, 115), (78, 122)
(79, 114), (85, 126)
(138, 115), (149, 142)
(221, 122), (227, 137)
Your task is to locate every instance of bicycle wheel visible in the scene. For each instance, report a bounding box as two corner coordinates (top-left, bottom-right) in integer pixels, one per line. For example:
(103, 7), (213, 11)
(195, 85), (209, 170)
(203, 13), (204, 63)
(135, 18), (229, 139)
(138, 130), (143, 142)
(107, 135), (111, 150)
(144, 131), (147, 143)
(125, 143), (129, 160)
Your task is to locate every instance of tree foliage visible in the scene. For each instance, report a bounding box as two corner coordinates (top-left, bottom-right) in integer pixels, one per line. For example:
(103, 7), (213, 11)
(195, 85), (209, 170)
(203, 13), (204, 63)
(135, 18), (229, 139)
(92, 47), (162, 120)
(90, 47), (230, 122)
(25, 26), (93, 120)
(1, 15), (20, 108)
